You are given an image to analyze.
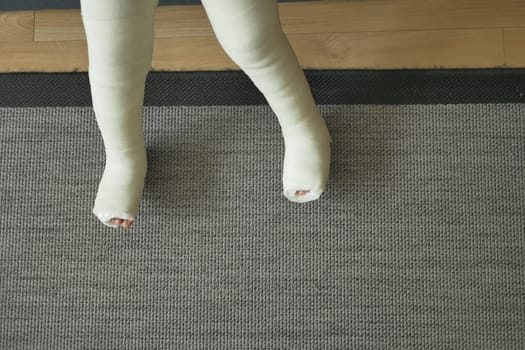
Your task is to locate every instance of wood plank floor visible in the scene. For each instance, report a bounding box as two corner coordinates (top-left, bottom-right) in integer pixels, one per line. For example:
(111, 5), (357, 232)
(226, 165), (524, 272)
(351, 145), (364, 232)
(0, 0), (524, 72)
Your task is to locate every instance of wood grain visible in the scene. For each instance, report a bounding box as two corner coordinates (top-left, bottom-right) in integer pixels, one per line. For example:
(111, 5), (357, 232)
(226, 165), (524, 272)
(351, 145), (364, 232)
(503, 28), (525, 67)
(34, 2), (525, 41)
(0, 40), (87, 72)
(151, 28), (504, 71)
(0, 10), (34, 42)
(34, 9), (85, 42)
(276, 2), (525, 34)
(427, 0), (525, 10)
(0, 0), (524, 72)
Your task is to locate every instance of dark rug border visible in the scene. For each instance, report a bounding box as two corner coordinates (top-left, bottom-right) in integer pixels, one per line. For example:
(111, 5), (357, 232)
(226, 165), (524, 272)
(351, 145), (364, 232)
(1, 69), (524, 107)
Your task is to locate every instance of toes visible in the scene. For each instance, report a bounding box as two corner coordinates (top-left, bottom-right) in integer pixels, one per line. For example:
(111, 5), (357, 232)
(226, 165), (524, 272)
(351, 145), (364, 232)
(295, 190), (310, 196)
(122, 220), (133, 228)
(110, 218), (133, 228)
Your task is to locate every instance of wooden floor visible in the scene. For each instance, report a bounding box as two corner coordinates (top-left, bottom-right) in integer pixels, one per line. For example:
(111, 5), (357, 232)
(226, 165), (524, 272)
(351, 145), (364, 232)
(1, 0), (524, 72)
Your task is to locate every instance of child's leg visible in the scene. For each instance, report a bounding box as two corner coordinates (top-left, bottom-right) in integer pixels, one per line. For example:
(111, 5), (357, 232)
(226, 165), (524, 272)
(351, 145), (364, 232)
(80, 0), (158, 228)
(201, 0), (332, 203)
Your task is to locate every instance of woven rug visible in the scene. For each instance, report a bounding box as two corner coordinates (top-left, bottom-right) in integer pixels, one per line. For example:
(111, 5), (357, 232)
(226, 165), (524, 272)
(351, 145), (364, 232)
(0, 69), (524, 349)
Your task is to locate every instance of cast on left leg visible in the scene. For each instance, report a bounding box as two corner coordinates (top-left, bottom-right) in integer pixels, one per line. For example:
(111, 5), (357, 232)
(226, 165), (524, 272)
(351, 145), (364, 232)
(201, 0), (332, 203)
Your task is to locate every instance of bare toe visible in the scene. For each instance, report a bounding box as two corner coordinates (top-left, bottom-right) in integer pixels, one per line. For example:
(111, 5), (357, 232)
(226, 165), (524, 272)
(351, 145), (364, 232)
(112, 218), (123, 224)
(295, 190), (310, 196)
(122, 220), (133, 228)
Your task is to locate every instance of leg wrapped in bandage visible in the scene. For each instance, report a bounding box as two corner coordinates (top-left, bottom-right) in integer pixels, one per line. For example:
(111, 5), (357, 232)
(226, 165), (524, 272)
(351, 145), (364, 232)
(201, 0), (332, 203)
(80, 0), (158, 228)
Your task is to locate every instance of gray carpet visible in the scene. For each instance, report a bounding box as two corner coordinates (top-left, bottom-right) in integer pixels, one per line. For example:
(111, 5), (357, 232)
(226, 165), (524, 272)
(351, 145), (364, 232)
(1, 103), (524, 349)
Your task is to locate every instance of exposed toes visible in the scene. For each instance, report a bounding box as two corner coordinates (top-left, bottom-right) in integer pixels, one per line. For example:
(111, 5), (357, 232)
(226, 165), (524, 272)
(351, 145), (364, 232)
(295, 190), (310, 196)
(111, 218), (134, 228)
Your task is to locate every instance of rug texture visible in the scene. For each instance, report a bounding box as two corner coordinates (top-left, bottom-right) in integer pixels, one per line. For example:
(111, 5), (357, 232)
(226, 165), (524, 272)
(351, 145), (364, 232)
(0, 69), (524, 349)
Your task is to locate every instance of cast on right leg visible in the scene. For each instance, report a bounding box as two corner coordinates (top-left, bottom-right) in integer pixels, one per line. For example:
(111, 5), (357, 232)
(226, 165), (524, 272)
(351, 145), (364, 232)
(80, 0), (158, 228)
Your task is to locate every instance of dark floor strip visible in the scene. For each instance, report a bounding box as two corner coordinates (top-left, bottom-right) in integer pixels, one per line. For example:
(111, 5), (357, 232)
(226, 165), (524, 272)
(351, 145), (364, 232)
(1, 69), (524, 107)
